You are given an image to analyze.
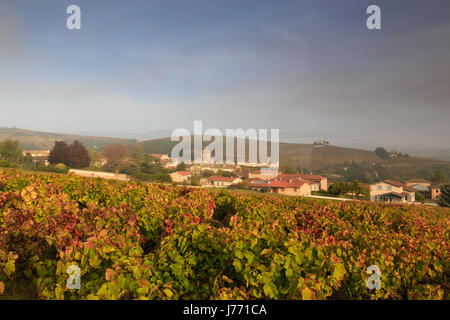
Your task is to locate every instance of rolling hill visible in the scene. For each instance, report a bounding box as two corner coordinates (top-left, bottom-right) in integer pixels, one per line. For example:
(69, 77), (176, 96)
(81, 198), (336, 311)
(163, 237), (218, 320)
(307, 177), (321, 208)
(134, 137), (450, 181)
(0, 127), (137, 150)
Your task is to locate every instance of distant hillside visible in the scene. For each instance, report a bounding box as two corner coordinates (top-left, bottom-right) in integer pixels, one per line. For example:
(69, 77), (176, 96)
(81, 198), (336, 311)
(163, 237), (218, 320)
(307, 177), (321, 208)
(0, 128), (137, 150)
(134, 137), (450, 181)
(402, 149), (450, 162)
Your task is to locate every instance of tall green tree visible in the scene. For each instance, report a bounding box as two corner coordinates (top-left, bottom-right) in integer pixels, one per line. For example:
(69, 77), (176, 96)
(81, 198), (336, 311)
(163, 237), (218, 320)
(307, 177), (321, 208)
(0, 139), (22, 163)
(350, 180), (363, 197)
(283, 166), (297, 174)
(374, 147), (389, 159)
(438, 184), (450, 207)
(432, 169), (448, 183)
(176, 162), (187, 171)
(131, 146), (146, 165)
(23, 152), (33, 167)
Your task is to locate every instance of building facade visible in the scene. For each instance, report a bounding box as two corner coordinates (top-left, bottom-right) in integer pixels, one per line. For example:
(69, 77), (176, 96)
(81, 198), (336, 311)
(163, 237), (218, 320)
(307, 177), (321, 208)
(170, 171), (191, 183)
(370, 180), (415, 203)
(208, 176), (242, 187)
(430, 185), (442, 200)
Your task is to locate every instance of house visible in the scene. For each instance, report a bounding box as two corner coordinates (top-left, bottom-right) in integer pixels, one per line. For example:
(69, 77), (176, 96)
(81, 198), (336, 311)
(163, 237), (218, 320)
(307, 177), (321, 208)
(273, 174), (328, 192)
(22, 150), (50, 165)
(369, 180), (415, 203)
(389, 150), (402, 157)
(208, 176), (242, 188)
(268, 180), (312, 196)
(405, 178), (432, 188)
(68, 169), (130, 181)
(405, 179), (432, 198)
(430, 185), (442, 200)
(170, 171), (191, 183)
(313, 140), (329, 147)
(248, 179), (311, 196)
(248, 169), (278, 180)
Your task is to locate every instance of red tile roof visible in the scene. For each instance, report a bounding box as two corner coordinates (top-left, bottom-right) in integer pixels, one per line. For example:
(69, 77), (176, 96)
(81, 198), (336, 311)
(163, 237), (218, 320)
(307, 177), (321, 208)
(403, 186), (416, 193)
(383, 179), (404, 188)
(249, 179), (307, 189)
(268, 180), (307, 188)
(209, 176), (235, 182)
(406, 178), (431, 184)
(276, 174), (326, 181)
(174, 171), (191, 176)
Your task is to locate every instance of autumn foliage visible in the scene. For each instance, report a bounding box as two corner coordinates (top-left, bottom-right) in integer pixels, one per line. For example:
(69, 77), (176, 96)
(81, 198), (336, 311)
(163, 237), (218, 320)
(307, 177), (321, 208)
(0, 168), (448, 300)
(49, 140), (91, 169)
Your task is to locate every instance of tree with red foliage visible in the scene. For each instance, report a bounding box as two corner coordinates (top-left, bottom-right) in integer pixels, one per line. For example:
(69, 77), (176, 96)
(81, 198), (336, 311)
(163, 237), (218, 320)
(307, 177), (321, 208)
(49, 141), (69, 165)
(67, 141), (91, 169)
(101, 144), (129, 171)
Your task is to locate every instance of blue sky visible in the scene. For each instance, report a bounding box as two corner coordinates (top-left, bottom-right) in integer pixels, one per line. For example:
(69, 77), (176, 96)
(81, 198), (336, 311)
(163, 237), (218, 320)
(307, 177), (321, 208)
(1, 0), (450, 150)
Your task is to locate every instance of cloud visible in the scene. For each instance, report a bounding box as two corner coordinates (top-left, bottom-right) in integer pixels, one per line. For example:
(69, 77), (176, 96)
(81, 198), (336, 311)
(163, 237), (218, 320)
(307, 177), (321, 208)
(265, 26), (310, 50)
(0, 79), (177, 132)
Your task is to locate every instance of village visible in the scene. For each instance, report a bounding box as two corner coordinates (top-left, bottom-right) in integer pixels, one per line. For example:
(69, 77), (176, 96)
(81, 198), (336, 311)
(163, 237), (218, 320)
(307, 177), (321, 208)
(19, 146), (446, 206)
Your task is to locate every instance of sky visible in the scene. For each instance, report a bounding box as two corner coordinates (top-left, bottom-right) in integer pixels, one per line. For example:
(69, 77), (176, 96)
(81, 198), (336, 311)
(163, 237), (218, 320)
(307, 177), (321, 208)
(0, 0), (449, 150)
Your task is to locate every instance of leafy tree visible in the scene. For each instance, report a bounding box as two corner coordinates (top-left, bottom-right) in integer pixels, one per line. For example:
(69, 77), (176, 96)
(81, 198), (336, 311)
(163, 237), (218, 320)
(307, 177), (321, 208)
(438, 185), (450, 207)
(131, 147), (146, 165)
(23, 152), (33, 168)
(190, 174), (201, 186)
(374, 147), (389, 159)
(415, 192), (426, 203)
(350, 180), (364, 197)
(217, 169), (232, 177)
(200, 170), (215, 178)
(283, 166), (297, 174)
(67, 141), (91, 169)
(101, 144), (129, 171)
(432, 169), (448, 184)
(88, 149), (102, 167)
(176, 162), (187, 171)
(0, 139), (22, 163)
(296, 167), (305, 174)
(49, 141), (70, 165)
(329, 182), (352, 196)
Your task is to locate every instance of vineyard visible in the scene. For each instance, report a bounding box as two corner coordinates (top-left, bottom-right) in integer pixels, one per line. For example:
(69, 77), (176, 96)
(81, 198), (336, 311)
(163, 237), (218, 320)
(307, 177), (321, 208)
(0, 168), (448, 300)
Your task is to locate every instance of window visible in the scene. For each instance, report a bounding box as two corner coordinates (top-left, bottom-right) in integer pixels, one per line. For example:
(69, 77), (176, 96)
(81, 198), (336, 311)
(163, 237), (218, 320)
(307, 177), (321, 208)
(377, 185), (382, 190)
(387, 185), (392, 191)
